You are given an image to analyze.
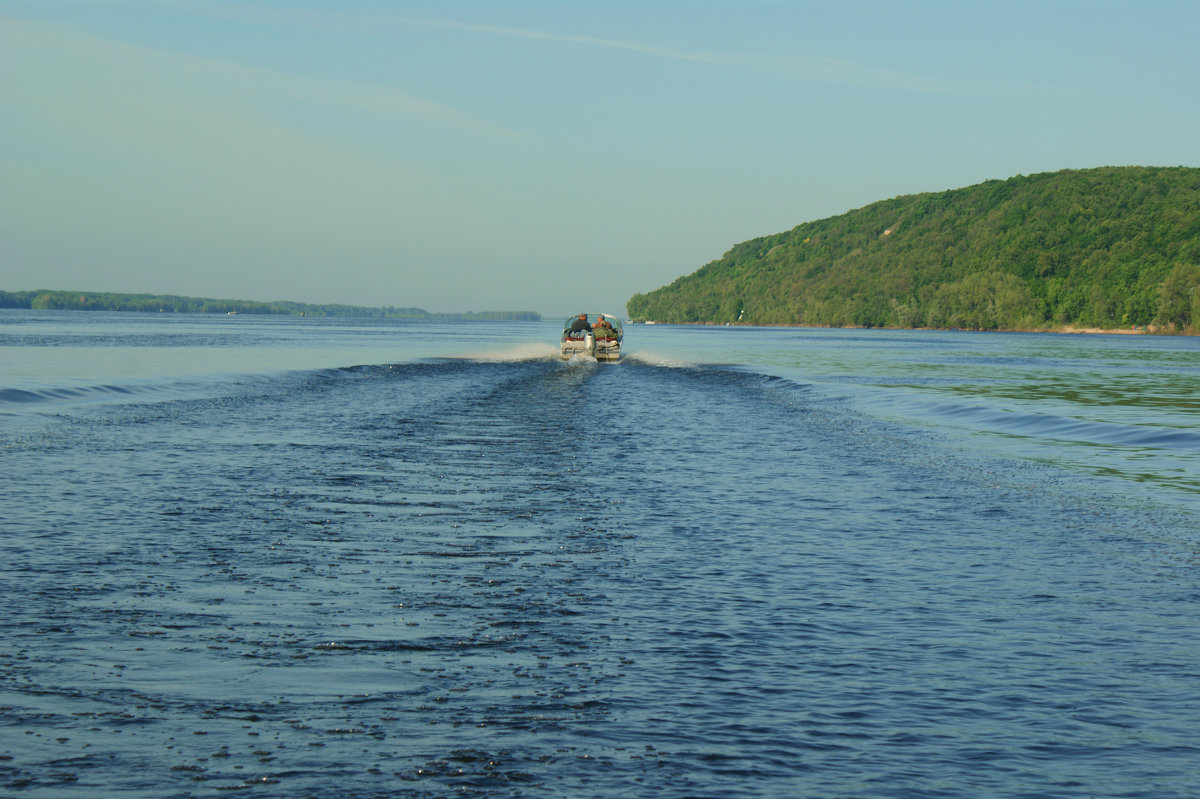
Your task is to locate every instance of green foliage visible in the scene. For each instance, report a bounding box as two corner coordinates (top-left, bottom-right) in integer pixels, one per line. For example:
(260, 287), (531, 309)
(923, 272), (1038, 331)
(1157, 263), (1200, 330)
(627, 166), (1200, 331)
(0, 290), (540, 321)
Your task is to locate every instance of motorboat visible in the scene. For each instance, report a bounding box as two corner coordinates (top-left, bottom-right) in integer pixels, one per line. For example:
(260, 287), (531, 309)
(560, 313), (623, 361)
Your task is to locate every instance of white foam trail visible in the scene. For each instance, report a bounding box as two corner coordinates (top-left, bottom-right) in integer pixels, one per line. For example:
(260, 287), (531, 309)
(467, 342), (561, 362)
(623, 350), (694, 368)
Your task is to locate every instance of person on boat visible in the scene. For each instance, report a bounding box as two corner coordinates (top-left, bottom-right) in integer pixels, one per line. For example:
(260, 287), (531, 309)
(594, 314), (616, 340)
(566, 313), (592, 337)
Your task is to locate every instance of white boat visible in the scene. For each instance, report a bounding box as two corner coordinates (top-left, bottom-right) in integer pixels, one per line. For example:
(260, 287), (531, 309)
(560, 313), (623, 361)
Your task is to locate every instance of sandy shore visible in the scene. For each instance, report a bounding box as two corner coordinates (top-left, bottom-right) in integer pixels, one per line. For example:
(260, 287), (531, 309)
(1051, 325), (1150, 335)
(665, 321), (1183, 335)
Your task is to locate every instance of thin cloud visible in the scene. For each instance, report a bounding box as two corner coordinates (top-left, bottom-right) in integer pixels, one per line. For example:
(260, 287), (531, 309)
(387, 15), (997, 96)
(37, 2), (1012, 97)
(0, 11), (517, 141)
(388, 15), (741, 65)
(0, 14), (512, 252)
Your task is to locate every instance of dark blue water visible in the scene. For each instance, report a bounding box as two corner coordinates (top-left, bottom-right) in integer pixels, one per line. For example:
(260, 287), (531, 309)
(3, 311), (1199, 797)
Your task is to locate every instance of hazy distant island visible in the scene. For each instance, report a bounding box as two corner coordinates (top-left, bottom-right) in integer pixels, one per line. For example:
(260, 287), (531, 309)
(0, 290), (541, 322)
(628, 166), (1200, 333)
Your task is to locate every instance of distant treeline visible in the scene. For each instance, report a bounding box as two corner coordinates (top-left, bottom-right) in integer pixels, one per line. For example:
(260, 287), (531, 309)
(0, 290), (541, 322)
(628, 166), (1200, 332)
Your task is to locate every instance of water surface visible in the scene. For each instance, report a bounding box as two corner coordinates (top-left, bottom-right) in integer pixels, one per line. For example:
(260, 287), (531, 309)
(2, 311), (1198, 797)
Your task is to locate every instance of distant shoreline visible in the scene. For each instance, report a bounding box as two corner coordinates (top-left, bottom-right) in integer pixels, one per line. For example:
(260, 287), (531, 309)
(0, 290), (541, 321)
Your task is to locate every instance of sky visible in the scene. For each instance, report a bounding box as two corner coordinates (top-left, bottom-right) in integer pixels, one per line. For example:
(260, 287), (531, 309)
(3, 1), (1199, 317)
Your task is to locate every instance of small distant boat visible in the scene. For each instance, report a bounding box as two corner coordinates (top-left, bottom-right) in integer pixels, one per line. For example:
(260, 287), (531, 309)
(560, 313), (623, 362)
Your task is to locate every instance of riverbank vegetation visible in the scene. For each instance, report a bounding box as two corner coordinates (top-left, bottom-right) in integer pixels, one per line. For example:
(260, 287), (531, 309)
(0, 290), (540, 321)
(628, 167), (1200, 332)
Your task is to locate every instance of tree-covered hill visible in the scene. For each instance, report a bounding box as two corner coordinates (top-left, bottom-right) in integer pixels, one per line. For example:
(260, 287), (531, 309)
(628, 166), (1200, 331)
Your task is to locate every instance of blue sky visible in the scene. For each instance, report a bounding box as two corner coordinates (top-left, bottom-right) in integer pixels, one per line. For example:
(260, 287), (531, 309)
(3, 1), (1198, 316)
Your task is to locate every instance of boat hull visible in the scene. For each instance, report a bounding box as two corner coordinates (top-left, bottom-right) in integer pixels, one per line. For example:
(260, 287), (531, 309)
(594, 338), (621, 362)
(561, 334), (596, 359)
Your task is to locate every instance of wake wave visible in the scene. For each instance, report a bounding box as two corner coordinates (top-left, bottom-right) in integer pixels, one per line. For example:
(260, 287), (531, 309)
(0, 355), (807, 414)
(874, 393), (1200, 450)
(0, 379), (202, 407)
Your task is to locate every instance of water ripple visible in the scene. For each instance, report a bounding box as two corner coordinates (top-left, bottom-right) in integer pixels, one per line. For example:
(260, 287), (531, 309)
(3, 356), (1199, 797)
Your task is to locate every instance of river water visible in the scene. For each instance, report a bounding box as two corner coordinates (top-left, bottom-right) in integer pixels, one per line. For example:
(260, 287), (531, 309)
(2, 310), (1198, 798)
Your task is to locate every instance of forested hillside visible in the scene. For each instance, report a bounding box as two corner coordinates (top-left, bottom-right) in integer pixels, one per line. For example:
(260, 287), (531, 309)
(628, 167), (1200, 331)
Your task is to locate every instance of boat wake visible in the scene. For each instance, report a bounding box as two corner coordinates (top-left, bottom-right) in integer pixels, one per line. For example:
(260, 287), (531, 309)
(622, 350), (695, 369)
(462, 341), (561, 362)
